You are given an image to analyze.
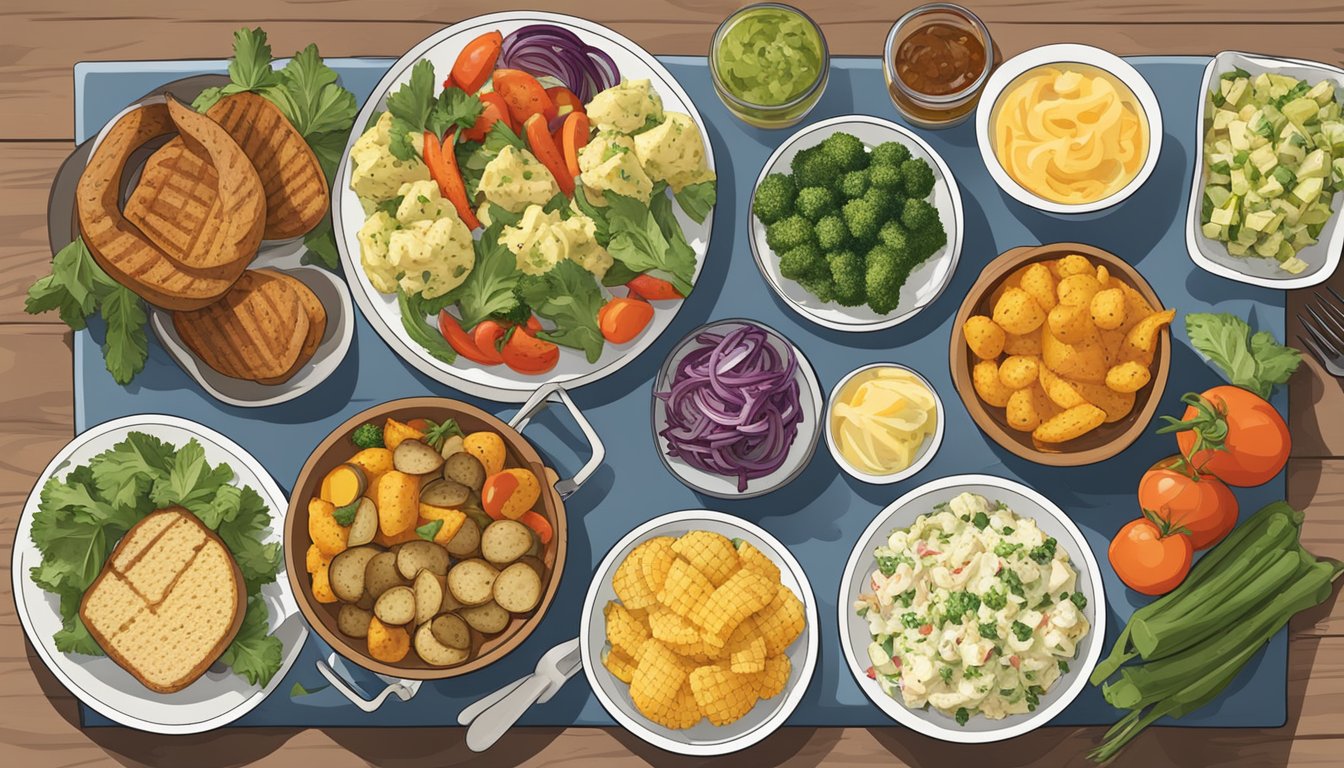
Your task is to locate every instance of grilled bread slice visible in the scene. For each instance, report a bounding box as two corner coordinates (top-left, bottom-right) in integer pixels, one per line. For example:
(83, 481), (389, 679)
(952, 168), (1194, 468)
(205, 92), (329, 240)
(172, 269), (310, 382)
(253, 269), (326, 385)
(77, 100), (262, 310)
(80, 507), (246, 694)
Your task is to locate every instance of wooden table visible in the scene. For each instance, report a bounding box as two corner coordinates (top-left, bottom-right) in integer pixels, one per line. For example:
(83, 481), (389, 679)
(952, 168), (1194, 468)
(3, 2), (1342, 765)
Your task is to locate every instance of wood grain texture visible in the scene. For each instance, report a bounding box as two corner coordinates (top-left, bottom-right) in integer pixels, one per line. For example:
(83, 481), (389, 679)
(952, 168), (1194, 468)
(3, 2), (1344, 765)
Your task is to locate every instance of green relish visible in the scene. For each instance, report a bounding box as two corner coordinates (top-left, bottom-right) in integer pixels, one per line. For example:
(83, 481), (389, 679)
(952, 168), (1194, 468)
(714, 6), (823, 106)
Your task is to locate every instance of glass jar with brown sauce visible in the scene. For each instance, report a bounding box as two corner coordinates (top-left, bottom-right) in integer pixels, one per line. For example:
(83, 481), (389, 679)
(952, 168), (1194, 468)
(883, 3), (999, 128)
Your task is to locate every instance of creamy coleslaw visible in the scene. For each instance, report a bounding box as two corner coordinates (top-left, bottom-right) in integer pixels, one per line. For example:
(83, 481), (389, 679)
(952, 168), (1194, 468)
(854, 491), (1090, 725)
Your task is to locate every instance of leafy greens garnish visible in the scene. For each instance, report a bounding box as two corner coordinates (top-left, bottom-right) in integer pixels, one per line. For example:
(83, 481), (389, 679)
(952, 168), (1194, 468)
(29, 432), (284, 686)
(1185, 312), (1301, 398)
(518, 260), (606, 363)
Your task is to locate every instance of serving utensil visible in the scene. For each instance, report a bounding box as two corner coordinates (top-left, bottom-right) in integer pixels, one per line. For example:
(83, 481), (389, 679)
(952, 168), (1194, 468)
(1299, 285), (1344, 377)
(459, 638), (582, 751)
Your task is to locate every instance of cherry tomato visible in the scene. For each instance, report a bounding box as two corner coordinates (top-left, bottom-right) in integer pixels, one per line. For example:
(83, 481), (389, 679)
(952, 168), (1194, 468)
(437, 311), (498, 366)
(500, 326), (559, 374)
(1138, 456), (1238, 550)
(626, 274), (683, 301)
(450, 31), (503, 94)
(406, 418), (430, 433)
(462, 92), (512, 143)
(493, 68), (557, 124)
(1109, 513), (1193, 596)
(471, 320), (509, 366)
(1160, 386), (1289, 487)
(598, 297), (654, 344)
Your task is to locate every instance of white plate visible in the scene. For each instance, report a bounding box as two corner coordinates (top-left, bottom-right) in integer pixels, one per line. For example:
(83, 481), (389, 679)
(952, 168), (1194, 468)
(975, 44), (1163, 215)
(65, 87), (354, 408)
(580, 510), (818, 756)
(150, 243), (355, 408)
(838, 474), (1106, 744)
(823, 362), (944, 485)
(651, 319), (822, 499)
(334, 11), (715, 402)
(12, 415), (307, 734)
(750, 115), (963, 332)
(1185, 51), (1344, 289)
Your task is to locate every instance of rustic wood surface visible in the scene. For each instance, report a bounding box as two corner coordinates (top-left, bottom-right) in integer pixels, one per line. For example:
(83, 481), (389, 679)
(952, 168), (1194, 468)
(1, 1), (1342, 766)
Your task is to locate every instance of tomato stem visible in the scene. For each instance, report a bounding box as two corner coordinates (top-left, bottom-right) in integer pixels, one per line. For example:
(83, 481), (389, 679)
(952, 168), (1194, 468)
(1157, 392), (1230, 474)
(1141, 508), (1192, 538)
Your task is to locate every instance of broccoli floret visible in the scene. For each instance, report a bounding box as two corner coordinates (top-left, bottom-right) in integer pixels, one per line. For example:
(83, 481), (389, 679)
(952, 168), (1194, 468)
(870, 141), (912, 167)
(842, 198), (882, 243)
(865, 244), (911, 315)
(828, 249), (867, 306)
(878, 219), (911, 252)
(352, 423), (385, 449)
(778, 241), (827, 281)
(796, 272), (837, 303)
(838, 169), (870, 199)
(863, 186), (905, 224)
(765, 214), (813, 252)
(819, 132), (868, 172)
(795, 186), (837, 221)
(869, 163), (904, 191)
(908, 215), (949, 261)
(816, 214), (849, 250)
(901, 198), (939, 232)
(753, 173), (796, 224)
(793, 146), (846, 188)
(900, 158), (936, 198)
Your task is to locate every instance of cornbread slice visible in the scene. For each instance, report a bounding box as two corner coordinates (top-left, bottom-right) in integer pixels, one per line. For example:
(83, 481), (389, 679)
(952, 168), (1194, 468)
(80, 507), (246, 694)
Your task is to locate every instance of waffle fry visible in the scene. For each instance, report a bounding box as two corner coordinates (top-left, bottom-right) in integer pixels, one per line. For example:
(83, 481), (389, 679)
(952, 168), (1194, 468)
(699, 569), (776, 646)
(649, 608), (701, 646)
(730, 635), (768, 674)
(671, 530), (740, 587)
(605, 601), (650, 658)
(613, 546), (657, 610)
(656, 557), (716, 623)
(689, 664), (759, 726)
(756, 655), (791, 699)
(755, 584), (806, 656)
(602, 647), (638, 684)
(637, 537), (678, 594)
(630, 639), (691, 724)
(735, 540), (781, 582)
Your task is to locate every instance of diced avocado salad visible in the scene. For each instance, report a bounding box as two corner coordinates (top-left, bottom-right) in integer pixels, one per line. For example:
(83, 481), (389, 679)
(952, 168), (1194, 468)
(1200, 70), (1344, 274)
(753, 132), (947, 315)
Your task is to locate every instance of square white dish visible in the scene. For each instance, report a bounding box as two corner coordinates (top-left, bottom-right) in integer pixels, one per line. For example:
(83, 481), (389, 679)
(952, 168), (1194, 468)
(1186, 51), (1344, 289)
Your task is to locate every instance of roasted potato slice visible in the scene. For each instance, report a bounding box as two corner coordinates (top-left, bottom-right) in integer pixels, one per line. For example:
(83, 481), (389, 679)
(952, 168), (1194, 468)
(444, 452), (487, 491)
(448, 559), (499, 606)
(329, 546), (380, 604)
(430, 613), (471, 650)
(493, 562), (543, 613)
(444, 516), (481, 558)
(394, 438), (445, 475)
(374, 585), (417, 626)
(338, 604), (374, 638)
(420, 478), (471, 508)
(414, 621), (470, 666)
(396, 539), (450, 580)
(481, 519), (534, 566)
(414, 570), (444, 626)
(364, 551), (406, 601)
(346, 498), (379, 547)
(460, 601), (511, 634)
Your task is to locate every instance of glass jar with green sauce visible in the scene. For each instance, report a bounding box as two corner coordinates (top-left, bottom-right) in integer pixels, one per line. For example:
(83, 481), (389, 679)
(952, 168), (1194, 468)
(710, 3), (829, 129)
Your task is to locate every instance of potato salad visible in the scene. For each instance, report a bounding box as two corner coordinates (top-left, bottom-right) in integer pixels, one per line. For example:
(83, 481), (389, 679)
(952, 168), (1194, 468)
(344, 23), (716, 375)
(854, 492), (1090, 725)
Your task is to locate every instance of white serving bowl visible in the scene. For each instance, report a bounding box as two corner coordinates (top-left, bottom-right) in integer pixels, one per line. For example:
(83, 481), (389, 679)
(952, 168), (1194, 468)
(749, 115), (964, 332)
(824, 362), (944, 485)
(651, 319), (823, 499)
(1185, 51), (1344, 289)
(975, 44), (1163, 214)
(580, 509), (818, 756)
(838, 474), (1106, 743)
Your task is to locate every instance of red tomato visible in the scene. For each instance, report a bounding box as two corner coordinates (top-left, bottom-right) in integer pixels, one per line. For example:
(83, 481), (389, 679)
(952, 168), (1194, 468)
(626, 274), (683, 300)
(545, 85), (585, 117)
(406, 418), (430, 432)
(523, 114), (574, 196)
(437, 311), (498, 366)
(1161, 386), (1289, 487)
(471, 320), (509, 366)
(500, 326), (559, 374)
(451, 31), (503, 94)
(462, 92), (512, 143)
(493, 68), (557, 124)
(1137, 456), (1239, 549)
(597, 297), (654, 344)
(1109, 513), (1193, 596)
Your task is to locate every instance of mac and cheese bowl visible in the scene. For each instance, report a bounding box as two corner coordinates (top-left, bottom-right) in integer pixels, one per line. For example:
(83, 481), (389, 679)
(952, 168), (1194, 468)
(976, 44), (1163, 214)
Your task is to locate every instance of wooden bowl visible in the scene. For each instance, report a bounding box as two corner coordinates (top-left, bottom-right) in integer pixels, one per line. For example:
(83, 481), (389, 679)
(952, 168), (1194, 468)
(284, 397), (567, 680)
(949, 243), (1170, 466)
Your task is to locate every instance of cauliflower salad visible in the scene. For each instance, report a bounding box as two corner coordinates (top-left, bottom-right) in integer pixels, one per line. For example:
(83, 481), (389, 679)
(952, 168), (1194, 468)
(347, 27), (715, 375)
(854, 492), (1091, 726)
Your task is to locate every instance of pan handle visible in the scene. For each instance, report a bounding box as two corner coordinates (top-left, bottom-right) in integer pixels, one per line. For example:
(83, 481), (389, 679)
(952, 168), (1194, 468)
(316, 653), (422, 712)
(508, 383), (604, 499)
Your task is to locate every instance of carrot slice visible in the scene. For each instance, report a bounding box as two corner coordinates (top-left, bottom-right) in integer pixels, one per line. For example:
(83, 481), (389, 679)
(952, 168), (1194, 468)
(523, 114), (574, 196)
(519, 510), (554, 545)
(422, 129), (481, 230)
(438, 311), (499, 365)
(626, 274), (683, 300)
(598, 297), (654, 344)
(451, 32), (503, 94)
(560, 111), (590, 179)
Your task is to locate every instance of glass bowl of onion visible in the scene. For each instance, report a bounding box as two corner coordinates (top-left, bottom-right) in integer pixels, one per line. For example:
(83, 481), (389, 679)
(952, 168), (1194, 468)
(824, 362), (945, 484)
(651, 319), (823, 498)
